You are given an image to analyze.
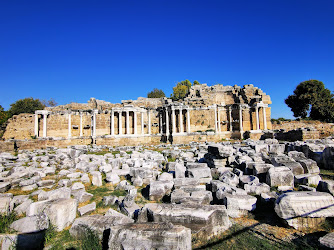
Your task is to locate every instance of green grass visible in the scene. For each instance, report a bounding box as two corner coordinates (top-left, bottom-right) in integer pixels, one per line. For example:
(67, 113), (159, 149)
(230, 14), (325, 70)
(167, 156), (176, 162)
(0, 211), (18, 233)
(87, 151), (110, 155)
(193, 223), (309, 250)
(320, 169), (334, 180)
(46, 226), (102, 249)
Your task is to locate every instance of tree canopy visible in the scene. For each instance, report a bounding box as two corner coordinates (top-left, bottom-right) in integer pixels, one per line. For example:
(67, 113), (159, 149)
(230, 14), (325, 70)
(42, 98), (58, 107)
(171, 80), (202, 100)
(171, 79), (192, 100)
(8, 98), (45, 117)
(0, 105), (9, 126)
(285, 80), (334, 122)
(147, 88), (166, 98)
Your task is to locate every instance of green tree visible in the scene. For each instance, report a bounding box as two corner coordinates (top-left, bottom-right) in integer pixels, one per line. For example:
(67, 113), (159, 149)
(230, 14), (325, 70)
(147, 88), (166, 98)
(193, 80), (201, 85)
(285, 80), (334, 122)
(41, 98), (58, 107)
(0, 105), (9, 126)
(171, 79), (192, 100)
(8, 98), (45, 117)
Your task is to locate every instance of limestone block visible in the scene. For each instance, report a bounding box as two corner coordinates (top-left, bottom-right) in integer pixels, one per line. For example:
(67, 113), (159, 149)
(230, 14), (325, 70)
(58, 179), (72, 187)
(190, 190), (213, 205)
(81, 173), (91, 184)
(70, 212), (133, 239)
(275, 191), (334, 229)
(28, 198), (77, 231)
(120, 201), (140, 218)
(19, 178), (36, 187)
(0, 197), (12, 215)
(269, 144), (285, 154)
(222, 194), (257, 217)
(22, 183), (37, 191)
(149, 180), (173, 201)
(187, 163), (212, 179)
(319, 232), (334, 249)
(244, 183), (270, 195)
(38, 187), (71, 201)
(67, 172), (82, 179)
(78, 202), (96, 216)
(71, 182), (85, 195)
(254, 144), (268, 154)
(280, 161), (304, 175)
(10, 213), (49, 233)
(173, 178), (200, 188)
(219, 171), (239, 186)
(317, 180), (334, 196)
(103, 195), (121, 206)
(0, 182), (11, 193)
(211, 180), (230, 193)
(99, 164), (113, 174)
(297, 159), (320, 174)
(14, 199), (32, 216)
(266, 167), (294, 187)
(91, 171), (103, 186)
(106, 172), (121, 184)
(175, 163), (186, 178)
(11, 195), (29, 207)
(158, 172), (173, 181)
(132, 176), (143, 187)
(239, 175), (259, 188)
(253, 163), (273, 182)
(171, 189), (191, 204)
(143, 203), (231, 239)
(108, 223), (191, 250)
(37, 179), (55, 188)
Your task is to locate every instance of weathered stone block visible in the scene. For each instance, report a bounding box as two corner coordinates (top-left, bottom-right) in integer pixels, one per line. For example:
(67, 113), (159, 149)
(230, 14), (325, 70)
(275, 191), (334, 229)
(108, 223), (191, 250)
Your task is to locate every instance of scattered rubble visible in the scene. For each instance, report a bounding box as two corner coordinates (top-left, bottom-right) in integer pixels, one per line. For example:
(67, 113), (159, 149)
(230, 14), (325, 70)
(0, 138), (334, 248)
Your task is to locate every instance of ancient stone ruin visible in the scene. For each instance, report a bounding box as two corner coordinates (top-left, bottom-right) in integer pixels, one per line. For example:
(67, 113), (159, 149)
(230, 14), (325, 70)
(0, 137), (334, 249)
(2, 84), (272, 149)
(1, 84), (334, 249)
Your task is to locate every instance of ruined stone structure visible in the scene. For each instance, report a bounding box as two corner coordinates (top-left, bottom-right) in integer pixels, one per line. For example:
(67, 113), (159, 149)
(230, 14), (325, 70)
(3, 84), (272, 145)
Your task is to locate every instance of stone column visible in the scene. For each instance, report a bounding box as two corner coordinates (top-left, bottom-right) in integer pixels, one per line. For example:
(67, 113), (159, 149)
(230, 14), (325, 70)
(34, 113), (39, 137)
(126, 111), (130, 135)
(111, 111), (114, 135)
(141, 112), (144, 135)
(239, 105), (243, 132)
(134, 111), (137, 135)
(165, 108), (169, 136)
(179, 108), (183, 133)
(263, 107), (267, 130)
(68, 113), (71, 138)
(229, 106), (233, 132)
(217, 107), (221, 133)
(118, 111), (122, 135)
(172, 107), (176, 135)
(80, 112), (83, 137)
(43, 113), (47, 137)
(255, 106), (260, 130)
(148, 110), (151, 135)
(159, 112), (162, 134)
(186, 108), (191, 133)
(214, 105), (218, 133)
(92, 110), (97, 137)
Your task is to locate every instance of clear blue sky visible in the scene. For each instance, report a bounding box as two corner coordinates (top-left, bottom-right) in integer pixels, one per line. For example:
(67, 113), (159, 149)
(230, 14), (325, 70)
(1, 0), (333, 119)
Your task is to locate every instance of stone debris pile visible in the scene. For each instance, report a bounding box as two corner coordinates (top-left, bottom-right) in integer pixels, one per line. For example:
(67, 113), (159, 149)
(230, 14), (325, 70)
(0, 138), (334, 249)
